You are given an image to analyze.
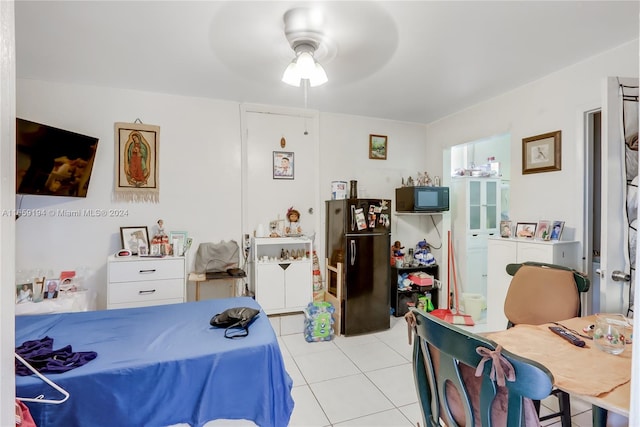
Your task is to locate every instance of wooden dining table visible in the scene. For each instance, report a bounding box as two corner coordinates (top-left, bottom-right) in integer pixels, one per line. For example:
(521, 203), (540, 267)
(485, 315), (631, 427)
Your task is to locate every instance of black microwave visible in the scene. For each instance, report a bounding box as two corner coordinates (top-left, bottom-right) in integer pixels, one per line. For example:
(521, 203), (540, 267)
(395, 186), (450, 212)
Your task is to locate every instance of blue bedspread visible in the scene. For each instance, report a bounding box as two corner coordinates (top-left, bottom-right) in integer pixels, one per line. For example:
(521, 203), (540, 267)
(15, 297), (294, 427)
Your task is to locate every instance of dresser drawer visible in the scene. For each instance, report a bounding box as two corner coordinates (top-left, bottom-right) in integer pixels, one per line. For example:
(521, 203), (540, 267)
(108, 258), (184, 283)
(108, 278), (184, 305)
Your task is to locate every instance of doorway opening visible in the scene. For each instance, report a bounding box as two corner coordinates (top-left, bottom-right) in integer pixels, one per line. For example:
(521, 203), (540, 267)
(583, 109), (601, 315)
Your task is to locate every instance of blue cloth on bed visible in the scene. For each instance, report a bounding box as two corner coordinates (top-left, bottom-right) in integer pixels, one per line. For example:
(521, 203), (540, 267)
(15, 297), (294, 427)
(15, 336), (98, 376)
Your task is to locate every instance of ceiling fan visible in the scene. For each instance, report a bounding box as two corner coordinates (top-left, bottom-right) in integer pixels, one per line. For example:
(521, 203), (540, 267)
(281, 7), (329, 87)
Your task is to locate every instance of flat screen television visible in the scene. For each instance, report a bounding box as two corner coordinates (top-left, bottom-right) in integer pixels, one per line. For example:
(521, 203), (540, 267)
(16, 118), (99, 198)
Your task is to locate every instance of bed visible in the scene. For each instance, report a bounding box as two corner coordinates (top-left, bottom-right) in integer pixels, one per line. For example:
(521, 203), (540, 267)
(15, 296), (294, 427)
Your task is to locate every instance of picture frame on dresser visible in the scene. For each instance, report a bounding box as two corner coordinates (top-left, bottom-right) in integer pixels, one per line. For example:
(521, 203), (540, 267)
(500, 220), (512, 238)
(550, 221), (565, 240)
(169, 231), (188, 256)
(120, 226), (150, 255)
(515, 222), (536, 239)
(536, 220), (551, 240)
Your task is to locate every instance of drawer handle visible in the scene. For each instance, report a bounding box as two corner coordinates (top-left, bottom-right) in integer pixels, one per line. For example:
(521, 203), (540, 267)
(138, 289), (156, 295)
(139, 269), (157, 274)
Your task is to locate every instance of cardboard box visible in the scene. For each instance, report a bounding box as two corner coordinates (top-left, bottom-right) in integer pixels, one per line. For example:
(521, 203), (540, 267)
(408, 272), (434, 286)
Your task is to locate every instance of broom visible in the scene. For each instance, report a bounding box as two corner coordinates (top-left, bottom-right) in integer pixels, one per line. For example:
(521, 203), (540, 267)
(430, 230), (453, 320)
(444, 233), (475, 326)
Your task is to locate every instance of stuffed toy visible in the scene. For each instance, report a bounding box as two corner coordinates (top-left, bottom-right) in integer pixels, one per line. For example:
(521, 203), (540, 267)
(414, 239), (436, 266)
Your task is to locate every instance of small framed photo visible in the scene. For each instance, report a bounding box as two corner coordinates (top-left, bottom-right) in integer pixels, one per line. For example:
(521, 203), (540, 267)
(150, 243), (162, 256)
(273, 151), (294, 179)
(169, 231), (188, 256)
(120, 226), (150, 255)
(522, 130), (561, 174)
(550, 221), (565, 240)
(536, 220), (552, 240)
(16, 283), (34, 304)
(43, 278), (60, 299)
(32, 277), (45, 301)
(515, 222), (537, 239)
(500, 220), (512, 238)
(369, 134), (388, 160)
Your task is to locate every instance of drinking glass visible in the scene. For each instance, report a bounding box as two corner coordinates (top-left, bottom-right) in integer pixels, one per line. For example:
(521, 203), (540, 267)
(593, 313), (629, 355)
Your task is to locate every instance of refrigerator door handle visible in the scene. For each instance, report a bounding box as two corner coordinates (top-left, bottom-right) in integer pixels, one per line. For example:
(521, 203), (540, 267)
(350, 239), (356, 265)
(350, 205), (356, 231)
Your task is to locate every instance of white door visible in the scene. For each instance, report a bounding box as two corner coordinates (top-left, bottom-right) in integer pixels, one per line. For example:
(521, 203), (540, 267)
(598, 77), (638, 314)
(241, 105), (320, 241)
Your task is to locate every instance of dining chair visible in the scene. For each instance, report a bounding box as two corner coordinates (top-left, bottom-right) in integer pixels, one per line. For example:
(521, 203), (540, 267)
(503, 261), (590, 427)
(407, 307), (553, 427)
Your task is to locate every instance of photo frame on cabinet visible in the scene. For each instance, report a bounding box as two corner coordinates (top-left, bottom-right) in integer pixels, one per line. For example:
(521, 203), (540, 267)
(369, 134), (387, 160)
(16, 283), (34, 304)
(522, 130), (561, 174)
(273, 151), (294, 180)
(536, 220), (552, 240)
(550, 221), (565, 240)
(43, 278), (60, 299)
(500, 220), (512, 238)
(515, 222), (536, 239)
(120, 226), (150, 255)
(169, 231), (188, 256)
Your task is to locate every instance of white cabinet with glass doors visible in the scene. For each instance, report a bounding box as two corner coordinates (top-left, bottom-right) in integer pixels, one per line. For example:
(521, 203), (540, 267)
(451, 177), (501, 305)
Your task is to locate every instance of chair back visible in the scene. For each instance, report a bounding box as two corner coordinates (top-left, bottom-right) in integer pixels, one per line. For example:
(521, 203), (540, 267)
(409, 307), (553, 427)
(504, 262), (590, 326)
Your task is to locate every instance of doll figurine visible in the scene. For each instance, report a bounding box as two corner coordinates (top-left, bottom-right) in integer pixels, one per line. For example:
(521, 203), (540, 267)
(391, 240), (405, 257)
(285, 207), (302, 236)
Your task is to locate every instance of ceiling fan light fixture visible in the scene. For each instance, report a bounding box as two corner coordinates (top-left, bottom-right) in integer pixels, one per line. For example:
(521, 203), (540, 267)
(281, 49), (328, 87)
(282, 61), (301, 86)
(309, 62), (328, 87)
(281, 8), (329, 88)
(295, 51), (316, 78)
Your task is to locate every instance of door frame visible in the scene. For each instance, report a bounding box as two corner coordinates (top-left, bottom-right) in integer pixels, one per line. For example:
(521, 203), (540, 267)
(582, 107), (600, 315)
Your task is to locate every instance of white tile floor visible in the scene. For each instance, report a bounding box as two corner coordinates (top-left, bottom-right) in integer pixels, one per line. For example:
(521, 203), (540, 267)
(269, 313), (598, 427)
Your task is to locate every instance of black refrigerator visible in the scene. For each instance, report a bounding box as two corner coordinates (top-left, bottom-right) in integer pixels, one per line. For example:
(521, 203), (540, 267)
(325, 198), (391, 335)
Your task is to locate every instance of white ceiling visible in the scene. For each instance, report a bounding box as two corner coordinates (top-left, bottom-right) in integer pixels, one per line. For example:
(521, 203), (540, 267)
(15, 1), (639, 124)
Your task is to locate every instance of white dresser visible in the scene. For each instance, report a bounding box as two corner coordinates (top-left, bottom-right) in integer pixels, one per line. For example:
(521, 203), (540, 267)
(486, 237), (581, 330)
(107, 255), (186, 309)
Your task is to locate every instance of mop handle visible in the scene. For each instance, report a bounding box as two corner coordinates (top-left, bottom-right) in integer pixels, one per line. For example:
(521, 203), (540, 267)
(447, 230), (452, 310)
(450, 234), (461, 313)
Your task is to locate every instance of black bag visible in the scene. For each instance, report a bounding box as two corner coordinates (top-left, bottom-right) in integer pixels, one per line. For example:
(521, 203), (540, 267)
(210, 307), (260, 338)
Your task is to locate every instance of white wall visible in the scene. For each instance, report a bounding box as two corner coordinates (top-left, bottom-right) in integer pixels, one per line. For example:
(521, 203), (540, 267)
(16, 80), (243, 308)
(425, 39), (639, 270)
(317, 113), (447, 266)
(15, 81), (434, 308)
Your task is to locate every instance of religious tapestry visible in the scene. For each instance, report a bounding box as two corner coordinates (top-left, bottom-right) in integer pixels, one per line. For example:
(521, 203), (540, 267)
(114, 122), (160, 202)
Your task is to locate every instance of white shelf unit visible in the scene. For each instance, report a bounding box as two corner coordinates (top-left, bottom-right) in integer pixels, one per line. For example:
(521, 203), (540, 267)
(393, 210), (451, 309)
(451, 177), (501, 298)
(107, 255), (186, 309)
(250, 237), (313, 315)
(486, 237), (581, 330)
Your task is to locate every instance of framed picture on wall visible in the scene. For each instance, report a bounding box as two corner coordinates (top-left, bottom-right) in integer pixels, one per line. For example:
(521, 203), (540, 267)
(522, 130), (561, 174)
(273, 151), (294, 180)
(369, 134), (387, 160)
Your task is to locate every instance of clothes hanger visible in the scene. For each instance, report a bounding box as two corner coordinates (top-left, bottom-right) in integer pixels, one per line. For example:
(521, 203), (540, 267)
(14, 353), (70, 405)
